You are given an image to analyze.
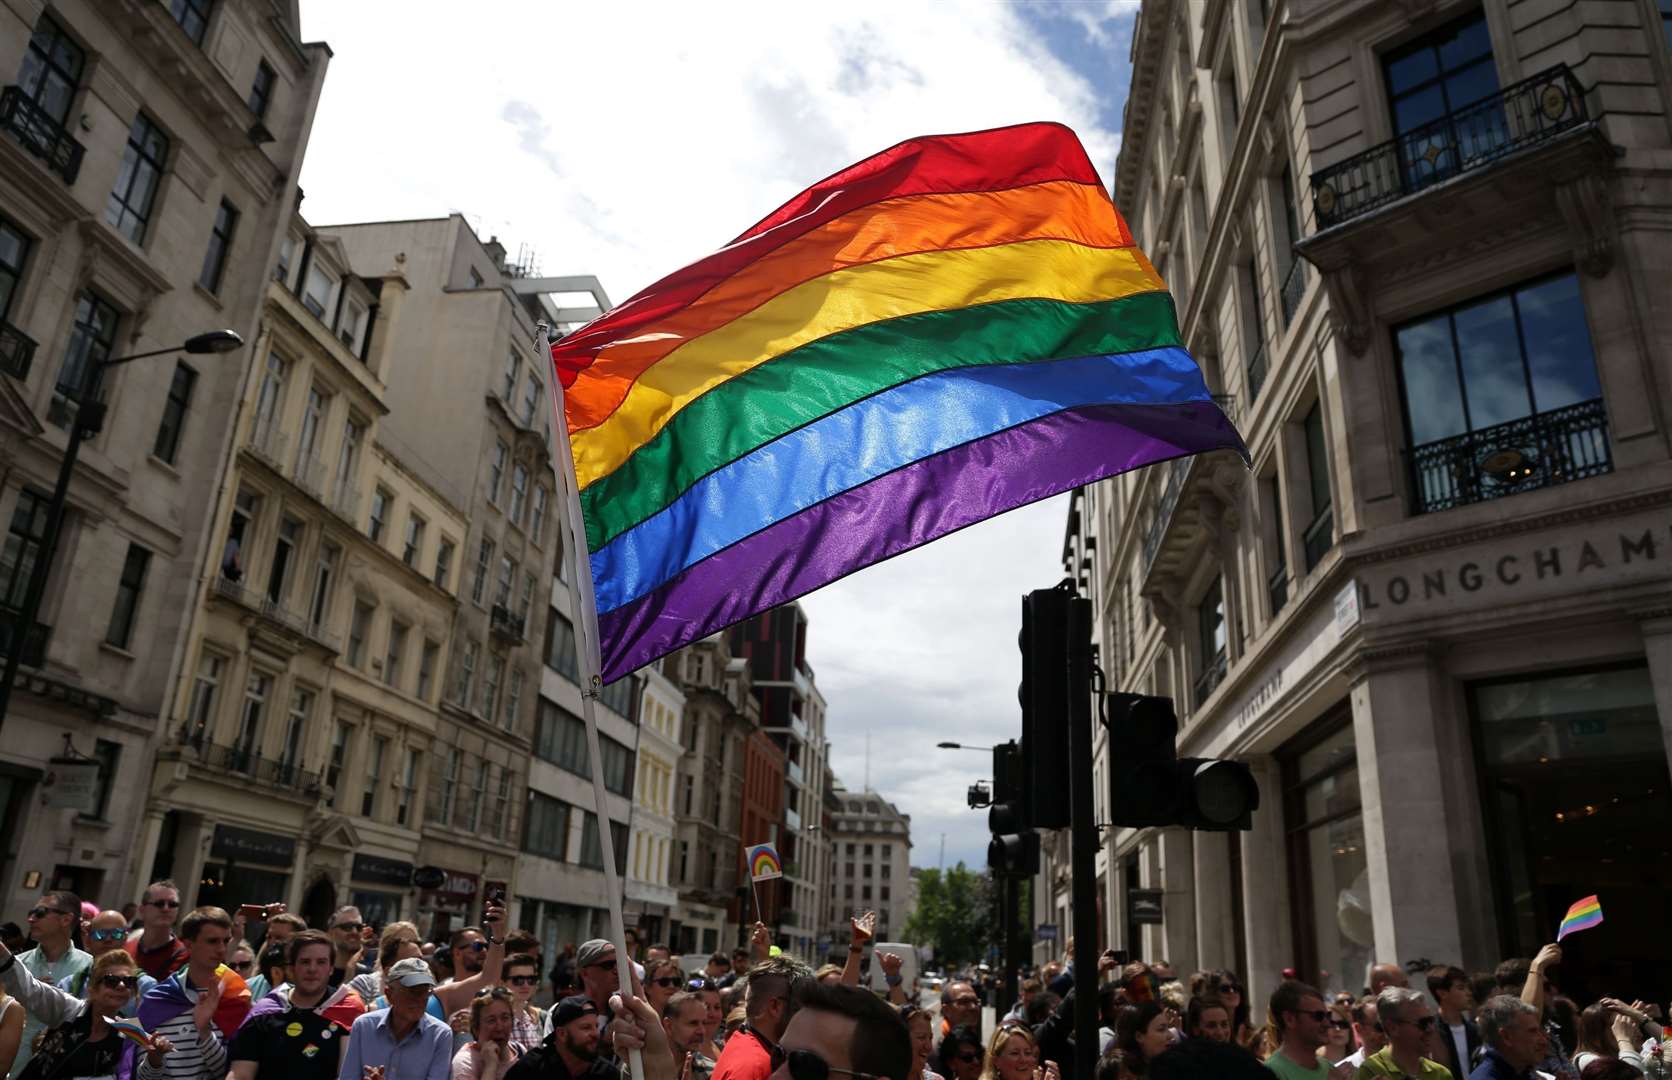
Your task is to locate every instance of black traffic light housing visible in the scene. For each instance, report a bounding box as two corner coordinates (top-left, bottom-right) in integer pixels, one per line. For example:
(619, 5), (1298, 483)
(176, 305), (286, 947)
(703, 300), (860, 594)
(988, 829), (1040, 877)
(987, 741), (1038, 876)
(1105, 693), (1260, 830)
(1018, 587), (1073, 830)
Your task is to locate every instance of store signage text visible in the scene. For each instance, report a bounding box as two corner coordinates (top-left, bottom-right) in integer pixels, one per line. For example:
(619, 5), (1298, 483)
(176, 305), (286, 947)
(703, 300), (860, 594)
(212, 824), (296, 866)
(354, 853), (416, 887)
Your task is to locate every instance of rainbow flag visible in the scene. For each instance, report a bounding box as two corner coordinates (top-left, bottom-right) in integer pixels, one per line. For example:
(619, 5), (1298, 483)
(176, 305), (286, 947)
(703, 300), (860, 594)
(553, 122), (1246, 681)
(107, 1015), (151, 1049)
(1557, 894), (1603, 940)
(747, 843), (784, 883)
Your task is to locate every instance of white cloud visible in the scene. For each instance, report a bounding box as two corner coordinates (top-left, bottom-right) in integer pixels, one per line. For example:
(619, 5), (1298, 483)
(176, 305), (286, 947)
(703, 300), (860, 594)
(297, 0), (1130, 870)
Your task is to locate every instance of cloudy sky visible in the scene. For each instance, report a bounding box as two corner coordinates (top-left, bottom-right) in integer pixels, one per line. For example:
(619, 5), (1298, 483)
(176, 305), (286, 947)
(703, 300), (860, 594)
(298, 1), (1141, 872)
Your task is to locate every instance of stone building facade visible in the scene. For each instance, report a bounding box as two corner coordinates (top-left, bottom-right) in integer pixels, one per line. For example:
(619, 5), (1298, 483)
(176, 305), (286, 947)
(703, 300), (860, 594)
(0, 0), (327, 911)
(1053, 0), (1672, 1006)
(827, 786), (912, 946)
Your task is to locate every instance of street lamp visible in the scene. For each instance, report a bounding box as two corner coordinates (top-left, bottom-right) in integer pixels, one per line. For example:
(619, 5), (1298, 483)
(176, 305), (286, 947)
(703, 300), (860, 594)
(0, 329), (245, 728)
(937, 741), (999, 752)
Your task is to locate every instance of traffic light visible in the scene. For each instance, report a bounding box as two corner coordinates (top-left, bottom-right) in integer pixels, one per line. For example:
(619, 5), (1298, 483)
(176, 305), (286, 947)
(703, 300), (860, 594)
(1106, 693), (1260, 830)
(988, 829), (1040, 876)
(1018, 588), (1072, 830)
(987, 741), (1037, 875)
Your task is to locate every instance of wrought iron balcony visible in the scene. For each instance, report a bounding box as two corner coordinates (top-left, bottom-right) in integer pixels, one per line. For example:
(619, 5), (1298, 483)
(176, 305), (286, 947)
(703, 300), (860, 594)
(1140, 454), (1193, 575)
(490, 603), (526, 643)
(1311, 65), (1586, 229)
(0, 607), (50, 667)
(174, 729), (322, 795)
(1280, 259), (1307, 326)
(212, 575), (340, 650)
(0, 86), (86, 185)
(1407, 397), (1611, 515)
(1194, 650), (1227, 709)
(0, 318), (37, 381)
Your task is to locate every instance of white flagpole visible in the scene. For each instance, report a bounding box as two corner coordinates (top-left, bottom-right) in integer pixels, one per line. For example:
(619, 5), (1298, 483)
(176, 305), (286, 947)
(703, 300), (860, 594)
(541, 321), (643, 1080)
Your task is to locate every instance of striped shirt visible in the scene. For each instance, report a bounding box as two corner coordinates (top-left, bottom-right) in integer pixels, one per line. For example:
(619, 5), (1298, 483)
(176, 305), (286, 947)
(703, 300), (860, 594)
(134, 979), (228, 1080)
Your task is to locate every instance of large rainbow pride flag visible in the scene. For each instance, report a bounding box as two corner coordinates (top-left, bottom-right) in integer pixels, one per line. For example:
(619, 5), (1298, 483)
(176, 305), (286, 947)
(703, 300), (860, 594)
(553, 122), (1246, 681)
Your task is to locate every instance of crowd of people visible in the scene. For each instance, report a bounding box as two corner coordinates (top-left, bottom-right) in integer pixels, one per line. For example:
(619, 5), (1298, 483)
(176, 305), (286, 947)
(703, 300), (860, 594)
(0, 881), (1665, 1080)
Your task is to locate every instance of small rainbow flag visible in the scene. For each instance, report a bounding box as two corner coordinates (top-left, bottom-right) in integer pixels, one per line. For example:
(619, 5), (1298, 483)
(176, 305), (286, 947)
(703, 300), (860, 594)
(747, 843), (783, 883)
(1557, 894), (1603, 940)
(107, 1015), (151, 1048)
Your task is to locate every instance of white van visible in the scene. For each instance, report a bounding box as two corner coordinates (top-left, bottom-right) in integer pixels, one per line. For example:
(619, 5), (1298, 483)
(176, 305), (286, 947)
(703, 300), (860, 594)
(868, 942), (918, 996)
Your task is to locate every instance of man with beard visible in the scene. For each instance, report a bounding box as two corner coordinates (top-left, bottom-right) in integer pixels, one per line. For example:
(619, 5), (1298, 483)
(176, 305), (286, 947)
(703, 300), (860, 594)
(229, 930), (366, 1079)
(507, 996), (619, 1080)
(662, 992), (714, 1080)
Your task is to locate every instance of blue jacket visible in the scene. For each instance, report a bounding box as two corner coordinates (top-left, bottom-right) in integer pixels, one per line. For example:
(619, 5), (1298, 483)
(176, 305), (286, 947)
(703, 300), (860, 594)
(1468, 1048), (1532, 1080)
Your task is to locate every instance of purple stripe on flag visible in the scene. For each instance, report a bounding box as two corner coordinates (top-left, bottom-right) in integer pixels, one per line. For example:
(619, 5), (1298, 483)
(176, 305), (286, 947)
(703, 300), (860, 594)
(595, 399), (1242, 681)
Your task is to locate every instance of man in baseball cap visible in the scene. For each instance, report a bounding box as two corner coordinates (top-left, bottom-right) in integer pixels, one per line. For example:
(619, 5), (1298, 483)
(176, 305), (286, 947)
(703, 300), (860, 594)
(507, 995), (617, 1079)
(340, 956), (452, 1079)
(575, 940), (619, 1021)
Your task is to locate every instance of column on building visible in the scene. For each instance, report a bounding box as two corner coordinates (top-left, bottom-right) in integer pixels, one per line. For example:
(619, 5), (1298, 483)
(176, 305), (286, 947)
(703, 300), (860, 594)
(1240, 756), (1292, 1007)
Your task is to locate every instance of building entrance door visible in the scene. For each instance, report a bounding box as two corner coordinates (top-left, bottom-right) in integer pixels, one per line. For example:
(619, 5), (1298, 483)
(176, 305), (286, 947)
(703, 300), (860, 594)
(1472, 663), (1672, 1004)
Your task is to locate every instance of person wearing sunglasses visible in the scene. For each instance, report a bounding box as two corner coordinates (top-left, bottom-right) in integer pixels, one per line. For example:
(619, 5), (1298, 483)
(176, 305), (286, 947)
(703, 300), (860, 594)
(432, 903), (509, 1032)
(707, 955), (811, 1080)
(58, 909), (158, 1018)
(1354, 987), (1452, 1079)
(936, 1026), (983, 1080)
(1266, 980), (1355, 1080)
(504, 953), (548, 1053)
(0, 938), (173, 1079)
(452, 986), (522, 1080)
(1322, 1000), (1356, 1066)
(128, 881), (191, 981)
(644, 959), (686, 1019)
(13, 890), (92, 1076)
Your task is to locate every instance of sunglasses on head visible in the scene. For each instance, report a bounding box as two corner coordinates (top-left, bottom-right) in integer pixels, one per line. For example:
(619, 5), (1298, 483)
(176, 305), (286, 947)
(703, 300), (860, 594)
(101, 974), (140, 990)
(146, 898), (180, 909)
(27, 907), (70, 920)
(686, 978), (712, 990)
(786, 1049), (883, 1080)
(89, 928), (126, 943)
(507, 975), (539, 986)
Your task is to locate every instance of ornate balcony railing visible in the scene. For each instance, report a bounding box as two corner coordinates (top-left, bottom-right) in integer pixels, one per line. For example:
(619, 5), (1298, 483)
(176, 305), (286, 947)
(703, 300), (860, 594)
(293, 452), (327, 501)
(247, 417), (289, 471)
(490, 603), (526, 643)
(1194, 650), (1227, 709)
(174, 729), (322, 795)
(0, 86), (85, 184)
(0, 318), (37, 381)
(1311, 64), (1587, 229)
(1140, 453), (1193, 575)
(213, 575), (340, 650)
(1407, 397), (1611, 515)
(1280, 259), (1307, 326)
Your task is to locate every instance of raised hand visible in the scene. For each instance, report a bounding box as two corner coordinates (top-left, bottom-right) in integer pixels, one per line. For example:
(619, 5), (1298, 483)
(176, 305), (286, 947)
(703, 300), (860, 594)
(750, 922), (771, 964)
(1531, 943), (1562, 973)
(193, 976), (225, 1034)
(880, 951), (902, 977)
(145, 1033), (174, 1067)
(850, 910), (876, 946)
(484, 901), (507, 937)
(450, 1007), (471, 1035)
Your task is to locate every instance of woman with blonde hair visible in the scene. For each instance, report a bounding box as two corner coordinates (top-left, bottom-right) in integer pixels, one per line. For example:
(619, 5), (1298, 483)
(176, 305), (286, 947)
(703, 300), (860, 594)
(349, 920), (419, 1003)
(981, 1023), (1060, 1080)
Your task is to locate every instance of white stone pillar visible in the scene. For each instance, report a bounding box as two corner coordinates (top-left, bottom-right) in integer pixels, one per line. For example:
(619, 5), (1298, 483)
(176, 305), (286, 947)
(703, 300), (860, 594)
(287, 837), (310, 911)
(131, 809), (166, 900)
(1350, 645), (1465, 971)
(1158, 828), (1197, 971)
(1192, 829), (1232, 973)
(1241, 755), (1292, 1008)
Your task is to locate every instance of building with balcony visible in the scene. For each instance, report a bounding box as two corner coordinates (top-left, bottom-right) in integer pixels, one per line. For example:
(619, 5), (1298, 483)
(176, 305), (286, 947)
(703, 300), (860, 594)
(0, 0), (328, 912)
(143, 220), (472, 929)
(625, 660), (684, 945)
(669, 635), (753, 955)
(729, 603), (831, 958)
(1057, 0), (1672, 1007)
(325, 214), (611, 942)
(827, 785), (912, 947)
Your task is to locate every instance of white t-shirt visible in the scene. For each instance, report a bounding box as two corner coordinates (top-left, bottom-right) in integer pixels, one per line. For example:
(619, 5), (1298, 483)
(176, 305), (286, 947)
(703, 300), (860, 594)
(1447, 1022), (1468, 1074)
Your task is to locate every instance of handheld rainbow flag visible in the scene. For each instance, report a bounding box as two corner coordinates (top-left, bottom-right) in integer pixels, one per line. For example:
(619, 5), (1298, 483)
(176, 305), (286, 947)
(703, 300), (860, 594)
(747, 842), (784, 883)
(107, 1016), (150, 1048)
(1557, 894), (1603, 940)
(550, 121), (1246, 682)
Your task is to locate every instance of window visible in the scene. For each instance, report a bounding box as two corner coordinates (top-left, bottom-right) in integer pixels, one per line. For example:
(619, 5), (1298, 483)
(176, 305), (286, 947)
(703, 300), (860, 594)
(468, 758), (489, 830)
(308, 542), (338, 630)
(545, 609), (580, 682)
(1244, 258), (1267, 401)
(339, 297), (367, 354)
(403, 514), (425, 567)
(267, 516), (300, 604)
(434, 539), (455, 590)
(185, 651), (223, 736)
(534, 700), (590, 778)
(579, 813), (627, 874)
(881, 863), (892, 879)
(56, 291), (118, 401)
(168, 0), (212, 44)
(524, 792), (569, 859)
(1277, 168), (1305, 325)
(248, 60), (275, 119)
(333, 420), (363, 509)
(488, 441), (508, 505)
(274, 234), (296, 286)
(1195, 577), (1227, 707)
(1, 488), (51, 613)
(368, 488), (390, 542)
(302, 261), (336, 319)
(496, 555), (515, 608)
(518, 572), (536, 619)
(295, 386), (326, 473)
(88, 739), (121, 820)
(105, 114), (168, 244)
(348, 601), (373, 668)
(151, 363), (197, 463)
(471, 539), (494, 605)
(468, 267), (484, 288)
(481, 653), (504, 718)
(1280, 714), (1362, 991)
(385, 620), (409, 688)
(1382, 11), (1501, 190)
(1266, 479), (1288, 617)
(198, 200), (238, 293)
(491, 766), (511, 839)
(105, 543), (151, 648)
(1663, 0), (1672, 50)
(522, 374), (539, 426)
(0, 218), (29, 324)
(18, 15), (85, 129)
(453, 639), (479, 704)
(326, 722), (349, 804)
(600, 676), (636, 719)
(280, 689), (310, 779)
(509, 464), (529, 525)
(501, 351), (520, 401)
(862, 885), (872, 901)
(1302, 402), (1334, 571)
(503, 666), (523, 732)
(437, 747), (460, 824)
(234, 672), (270, 771)
(529, 488), (548, 546)
(1395, 271), (1605, 514)
(417, 639), (439, 701)
(363, 735), (388, 817)
(600, 735), (633, 797)
(396, 748), (419, 826)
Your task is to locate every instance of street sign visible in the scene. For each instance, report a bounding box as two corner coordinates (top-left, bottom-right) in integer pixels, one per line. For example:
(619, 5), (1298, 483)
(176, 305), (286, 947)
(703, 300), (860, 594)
(1035, 923), (1059, 942)
(1128, 888), (1164, 925)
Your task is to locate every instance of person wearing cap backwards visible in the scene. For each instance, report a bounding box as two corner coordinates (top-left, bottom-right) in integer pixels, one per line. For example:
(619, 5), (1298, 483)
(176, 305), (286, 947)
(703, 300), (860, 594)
(338, 956), (453, 1080)
(504, 996), (617, 1080)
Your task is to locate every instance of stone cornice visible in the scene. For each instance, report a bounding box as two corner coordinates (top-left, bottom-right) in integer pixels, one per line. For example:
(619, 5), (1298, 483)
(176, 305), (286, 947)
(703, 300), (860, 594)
(1114, 0), (1175, 211)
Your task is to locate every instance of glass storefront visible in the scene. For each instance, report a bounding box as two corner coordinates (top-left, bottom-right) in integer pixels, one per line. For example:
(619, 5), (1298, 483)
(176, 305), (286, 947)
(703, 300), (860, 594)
(1282, 711), (1369, 997)
(1472, 663), (1672, 1003)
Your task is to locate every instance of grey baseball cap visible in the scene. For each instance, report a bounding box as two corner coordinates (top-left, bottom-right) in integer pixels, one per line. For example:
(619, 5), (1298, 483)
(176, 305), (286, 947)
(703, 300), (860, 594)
(386, 956), (437, 988)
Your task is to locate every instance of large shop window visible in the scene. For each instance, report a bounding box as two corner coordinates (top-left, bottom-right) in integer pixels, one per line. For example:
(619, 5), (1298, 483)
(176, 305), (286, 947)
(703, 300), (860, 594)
(1395, 271), (1607, 514)
(1281, 712), (1367, 997)
(1472, 664), (1671, 1003)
